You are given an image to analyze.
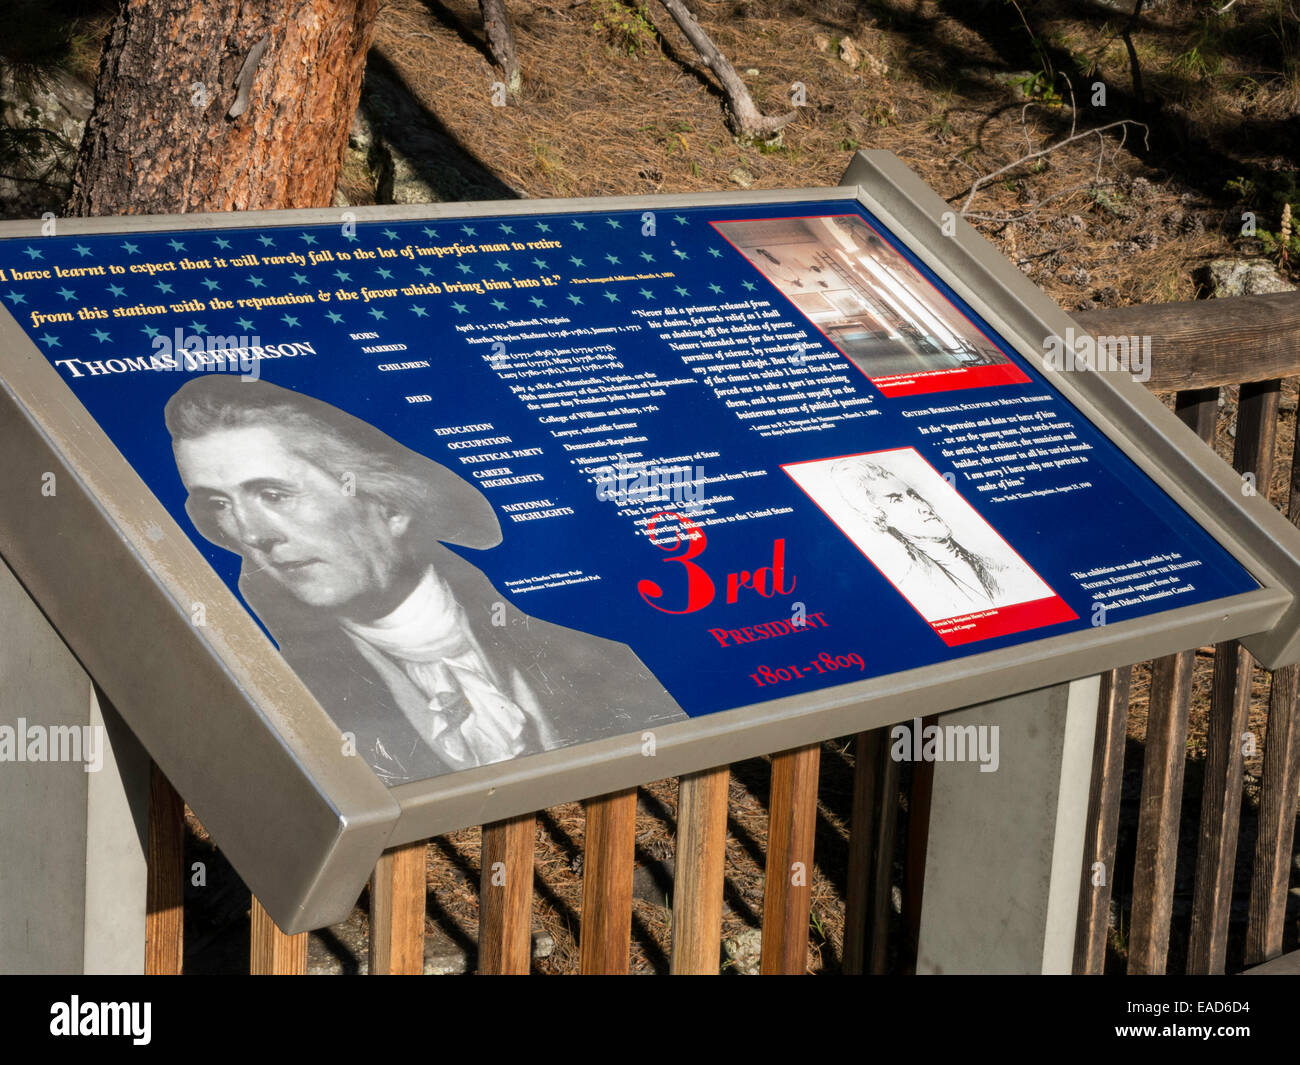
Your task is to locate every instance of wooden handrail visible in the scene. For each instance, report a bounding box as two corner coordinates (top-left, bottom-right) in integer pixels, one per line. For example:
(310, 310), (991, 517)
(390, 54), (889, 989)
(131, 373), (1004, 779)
(1074, 290), (1300, 391)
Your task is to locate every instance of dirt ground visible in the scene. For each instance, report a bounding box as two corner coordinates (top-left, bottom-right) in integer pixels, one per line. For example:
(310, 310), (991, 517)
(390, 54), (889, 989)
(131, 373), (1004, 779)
(28, 0), (1300, 972)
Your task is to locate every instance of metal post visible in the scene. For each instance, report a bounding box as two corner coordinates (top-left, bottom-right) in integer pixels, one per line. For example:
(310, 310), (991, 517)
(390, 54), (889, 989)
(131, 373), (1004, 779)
(916, 676), (1099, 974)
(0, 556), (150, 974)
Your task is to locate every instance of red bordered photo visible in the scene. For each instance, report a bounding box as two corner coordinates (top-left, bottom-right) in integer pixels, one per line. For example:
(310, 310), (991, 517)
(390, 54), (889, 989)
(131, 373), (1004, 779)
(711, 214), (1030, 397)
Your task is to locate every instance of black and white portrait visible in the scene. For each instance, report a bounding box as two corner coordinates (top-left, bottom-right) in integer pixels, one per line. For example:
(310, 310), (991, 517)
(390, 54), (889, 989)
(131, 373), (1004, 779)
(784, 448), (1053, 621)
(164, 376), (686, 786)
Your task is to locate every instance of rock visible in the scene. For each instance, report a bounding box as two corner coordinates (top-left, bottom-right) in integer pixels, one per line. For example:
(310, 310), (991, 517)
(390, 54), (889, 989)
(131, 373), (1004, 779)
(743, 68), (759, 77)
(383, 150), (440, 205)
(1196, 259), (1296, 298)
(993, 69), (1036, 100)
(728, 166), (755, 188)
(862, 51), (888, 78)
(839, 36), (862, 69)
(813, 34), (830, 53)
(0, 68), (93, 218)
(722, 928), (763, 975)
(348, 110), (375, 155)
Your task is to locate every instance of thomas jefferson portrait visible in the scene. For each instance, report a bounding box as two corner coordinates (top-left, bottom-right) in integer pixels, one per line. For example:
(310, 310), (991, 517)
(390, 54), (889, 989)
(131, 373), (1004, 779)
(785, 449), (1053, 622)
(164, 376), (686, 786)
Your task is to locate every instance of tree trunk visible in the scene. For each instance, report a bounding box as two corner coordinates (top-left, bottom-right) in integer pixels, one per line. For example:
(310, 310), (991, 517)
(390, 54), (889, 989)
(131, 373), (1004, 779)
(66, 0), (380, 216)
(656, 0), (795, 142)
(479, 0), (521, 95)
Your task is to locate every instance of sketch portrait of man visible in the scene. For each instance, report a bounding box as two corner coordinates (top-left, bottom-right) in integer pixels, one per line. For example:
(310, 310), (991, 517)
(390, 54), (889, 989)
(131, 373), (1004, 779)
(784, 449), (1055, 622)
(164, 376), (686, 786)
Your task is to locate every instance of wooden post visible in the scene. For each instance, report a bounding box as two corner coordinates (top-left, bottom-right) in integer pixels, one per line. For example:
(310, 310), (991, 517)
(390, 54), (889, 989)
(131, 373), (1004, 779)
(1073, 666), (1132, 974)
(903, 728), (935, 949)
(870, 745), (901, 974)
(1246, 656), (1300, 963)
(1128, 650), (1197, 974)
(249, 895), (308, 975)
(760, 744), (820, 975)
(670, 766), (730, 974)
(1127, 387), (1217, 975)
(1189, 379), (1281, 973)
(479, 814), (535, 975)
(144, 762), (185, 976)
(1246, 400), (1300, 965)
(580, 788), (638, 974)
(843, 729), (903, 974)
(842, 729), (882, 974)
(369, 839), (427, 975)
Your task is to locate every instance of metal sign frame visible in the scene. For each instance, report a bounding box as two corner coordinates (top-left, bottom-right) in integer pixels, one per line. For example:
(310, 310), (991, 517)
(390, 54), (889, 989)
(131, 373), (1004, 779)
(3, 150), (1298, 933)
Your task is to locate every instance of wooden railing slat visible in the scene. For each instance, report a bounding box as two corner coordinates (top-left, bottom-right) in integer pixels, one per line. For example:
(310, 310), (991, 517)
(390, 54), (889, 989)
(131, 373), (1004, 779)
(760, 744), (821, 975)
(1127, 650), (1197, 974)
(1246, 390), (1300, 965)
(579, 788), (637, 974)
(871, 741), (902, 975)
(144, 762), (185, 976)
(1188, 380), (1281, 973)
(843, 729), (883, 975)
(670, 766), (730, 974)
(903, 730), (935, 950)
(1246, 659), (1300, 963)
(249, 896), (308, 975)
(479, 814), (536, 974)
(369, 839), (427, 975)
(1127, 387), (1218, 974)
(1073, 665), (1133, 974)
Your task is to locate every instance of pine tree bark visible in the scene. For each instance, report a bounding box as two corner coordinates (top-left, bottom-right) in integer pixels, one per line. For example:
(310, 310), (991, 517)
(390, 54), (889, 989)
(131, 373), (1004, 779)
(66, 0), (380, 216)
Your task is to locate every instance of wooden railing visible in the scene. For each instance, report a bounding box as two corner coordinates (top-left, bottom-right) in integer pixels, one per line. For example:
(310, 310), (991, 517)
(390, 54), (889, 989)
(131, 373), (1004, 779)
(1071, 290), (1300, 974)
(144, 291), (1300, 975)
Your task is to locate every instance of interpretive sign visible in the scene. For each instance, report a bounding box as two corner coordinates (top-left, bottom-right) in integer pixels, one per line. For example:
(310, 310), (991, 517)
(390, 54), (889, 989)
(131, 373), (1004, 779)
(3, 151), (1299, 930)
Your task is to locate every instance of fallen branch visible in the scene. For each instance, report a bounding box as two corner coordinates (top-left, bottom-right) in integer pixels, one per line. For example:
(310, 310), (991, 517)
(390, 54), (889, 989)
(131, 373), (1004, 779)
(655, 0), (796, 142)
(480, 0), (522, 94)
(952, 119), (1148, 216)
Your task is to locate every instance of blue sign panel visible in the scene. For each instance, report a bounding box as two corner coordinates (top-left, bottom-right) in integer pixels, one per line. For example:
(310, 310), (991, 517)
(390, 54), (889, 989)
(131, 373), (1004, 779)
(0, 199), (1259, 785)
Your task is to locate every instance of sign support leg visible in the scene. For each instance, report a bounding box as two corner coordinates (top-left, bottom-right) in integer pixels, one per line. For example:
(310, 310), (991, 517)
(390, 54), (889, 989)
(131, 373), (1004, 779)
(916, 676), (1099, 974)
(0, 557), (150, 974)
